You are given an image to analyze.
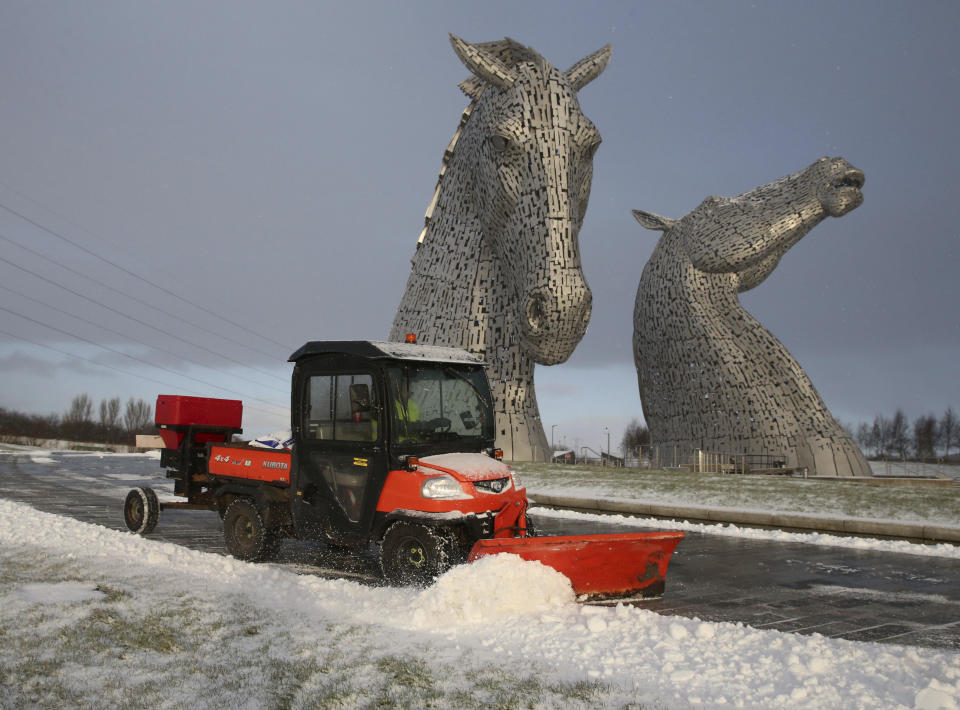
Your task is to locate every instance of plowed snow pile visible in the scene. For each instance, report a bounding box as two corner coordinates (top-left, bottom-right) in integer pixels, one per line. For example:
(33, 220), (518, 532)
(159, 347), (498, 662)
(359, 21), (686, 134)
(413, 554), (575, 626)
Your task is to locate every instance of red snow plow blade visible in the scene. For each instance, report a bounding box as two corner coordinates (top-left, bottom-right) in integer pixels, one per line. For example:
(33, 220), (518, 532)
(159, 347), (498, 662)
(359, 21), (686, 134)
(467, 531), (685, 601)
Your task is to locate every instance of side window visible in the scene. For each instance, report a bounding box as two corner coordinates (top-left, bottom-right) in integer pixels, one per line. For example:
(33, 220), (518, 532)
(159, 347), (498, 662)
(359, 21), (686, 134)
(307, 374), (378, 441)
(334, 374), (377, 441)
(307, 375), (335, 440)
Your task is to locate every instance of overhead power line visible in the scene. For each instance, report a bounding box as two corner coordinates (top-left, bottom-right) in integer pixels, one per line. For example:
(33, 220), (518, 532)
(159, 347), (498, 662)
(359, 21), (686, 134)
(0, 326), (288, 421)
(0, 304), (289, 412)
(0, 248), (288, 385)
(0, 282), (290, 397)
(0, 199), (295, 352)
(0, 232), (287, 364)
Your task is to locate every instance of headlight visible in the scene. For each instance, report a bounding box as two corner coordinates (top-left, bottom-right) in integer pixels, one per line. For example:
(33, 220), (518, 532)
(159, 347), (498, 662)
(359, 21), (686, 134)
(421, 475), (471, 500)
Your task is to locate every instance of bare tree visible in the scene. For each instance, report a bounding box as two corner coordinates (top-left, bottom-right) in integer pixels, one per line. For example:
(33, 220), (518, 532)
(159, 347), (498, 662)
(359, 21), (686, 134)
(886, 409), (910, 459)
(63, 393), (94, 440)
(0, 407), (60, 441)
(912, 414), (938, 459)
(99, 397), (122, 440)
(940, 407), (958, 458)
(620, 418), (651, 453)
(869, 415), (889, 458)
(64, 393), (93, 424)
(124, 398), (153, 433)
(855, 422), (873, 455)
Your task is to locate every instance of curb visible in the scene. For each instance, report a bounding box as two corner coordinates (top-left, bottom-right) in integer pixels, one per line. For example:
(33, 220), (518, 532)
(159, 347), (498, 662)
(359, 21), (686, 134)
(528, 493), (960, 544)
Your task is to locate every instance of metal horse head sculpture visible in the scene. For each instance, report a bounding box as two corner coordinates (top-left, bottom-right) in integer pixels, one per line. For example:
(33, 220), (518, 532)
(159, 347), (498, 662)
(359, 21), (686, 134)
(632, 157), (871, 477)
(390, 36), (610, 461)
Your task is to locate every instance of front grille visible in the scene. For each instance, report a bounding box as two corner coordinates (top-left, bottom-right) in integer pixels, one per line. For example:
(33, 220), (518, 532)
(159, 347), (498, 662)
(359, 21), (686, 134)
(473, 477), (511, 494)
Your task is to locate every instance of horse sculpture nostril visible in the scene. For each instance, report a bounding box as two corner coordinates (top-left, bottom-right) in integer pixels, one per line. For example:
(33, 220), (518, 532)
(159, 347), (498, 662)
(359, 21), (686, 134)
(526, 295), (546, 334)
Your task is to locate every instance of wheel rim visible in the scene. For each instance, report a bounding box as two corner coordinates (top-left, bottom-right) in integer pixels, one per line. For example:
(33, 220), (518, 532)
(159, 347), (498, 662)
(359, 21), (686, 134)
(400, 538), (427, 569)
(236, 516), (254, 543)
(228, 507), (260, 556)
(126, 495), (143, 525)
(237, 518), (253, 542)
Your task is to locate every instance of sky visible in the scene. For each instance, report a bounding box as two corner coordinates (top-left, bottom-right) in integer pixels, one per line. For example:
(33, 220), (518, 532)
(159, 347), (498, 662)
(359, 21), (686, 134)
(0, 1), (957, 455)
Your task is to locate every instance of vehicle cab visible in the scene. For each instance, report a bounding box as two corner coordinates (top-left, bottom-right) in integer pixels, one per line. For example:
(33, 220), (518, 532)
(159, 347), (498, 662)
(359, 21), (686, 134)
(287, 340), (527, 557)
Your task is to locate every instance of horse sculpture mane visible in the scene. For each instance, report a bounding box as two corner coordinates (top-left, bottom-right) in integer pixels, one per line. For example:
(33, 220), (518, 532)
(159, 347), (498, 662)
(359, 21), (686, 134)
(632, 157), (871, 477)
(390, 36), (611, 461)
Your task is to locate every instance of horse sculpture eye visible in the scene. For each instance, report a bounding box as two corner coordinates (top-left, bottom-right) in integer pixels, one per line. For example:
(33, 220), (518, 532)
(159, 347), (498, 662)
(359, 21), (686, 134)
(489, 135), (510, 153)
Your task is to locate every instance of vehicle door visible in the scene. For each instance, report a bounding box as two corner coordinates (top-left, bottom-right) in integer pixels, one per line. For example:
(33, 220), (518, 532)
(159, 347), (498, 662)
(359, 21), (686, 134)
(292, 365), (387, 542)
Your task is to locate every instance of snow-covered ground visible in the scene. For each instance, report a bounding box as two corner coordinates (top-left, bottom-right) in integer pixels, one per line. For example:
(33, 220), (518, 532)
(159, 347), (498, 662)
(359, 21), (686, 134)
(515, 462), (960, 527)
(2, 448), (959, 708)
(2, 498), (958, 709)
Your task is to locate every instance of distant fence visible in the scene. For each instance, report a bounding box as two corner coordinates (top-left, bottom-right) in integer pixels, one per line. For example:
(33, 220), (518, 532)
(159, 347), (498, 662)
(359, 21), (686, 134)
(551, 444), (960, 481)
(614, 446), (960, 480)
(618, 446), (787, 474)
(0, 435), (142, 453)
(869, 458), (960, 481)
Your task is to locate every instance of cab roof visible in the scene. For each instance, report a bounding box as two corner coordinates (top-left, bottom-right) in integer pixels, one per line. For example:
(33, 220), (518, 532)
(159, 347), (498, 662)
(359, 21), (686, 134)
(288, 340), (484, 365)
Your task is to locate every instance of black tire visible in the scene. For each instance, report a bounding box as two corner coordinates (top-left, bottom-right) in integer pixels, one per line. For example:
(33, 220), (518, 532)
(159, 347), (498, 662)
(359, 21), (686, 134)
(124, 487), (159, 535)
(216, 496), (230, 520)
(380, 522), (457, 587)
(223, 499), (280, 562)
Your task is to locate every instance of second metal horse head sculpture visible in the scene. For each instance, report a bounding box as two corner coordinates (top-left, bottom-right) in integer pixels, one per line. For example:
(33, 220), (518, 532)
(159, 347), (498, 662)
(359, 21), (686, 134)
(632, 157), (870, 476)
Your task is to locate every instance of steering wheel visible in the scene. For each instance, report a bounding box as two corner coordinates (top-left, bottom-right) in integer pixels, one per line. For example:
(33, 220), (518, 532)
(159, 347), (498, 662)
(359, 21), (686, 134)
(425, 417), (451, 432)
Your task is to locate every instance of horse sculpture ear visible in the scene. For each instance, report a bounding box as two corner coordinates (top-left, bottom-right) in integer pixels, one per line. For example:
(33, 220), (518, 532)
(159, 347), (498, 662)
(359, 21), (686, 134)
(565, 45), (612, 91)
(632, 209), (675, 232)
(450, 34), (517, 90)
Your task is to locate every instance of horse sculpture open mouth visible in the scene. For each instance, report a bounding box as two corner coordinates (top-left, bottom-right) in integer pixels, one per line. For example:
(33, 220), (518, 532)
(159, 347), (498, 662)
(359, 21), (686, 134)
(830, 169), (865, 192)
(823, 166), (865, 216)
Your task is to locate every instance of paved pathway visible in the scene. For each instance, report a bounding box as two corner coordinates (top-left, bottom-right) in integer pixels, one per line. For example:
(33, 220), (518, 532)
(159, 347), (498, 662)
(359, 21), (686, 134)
(2, 450), (958, 651)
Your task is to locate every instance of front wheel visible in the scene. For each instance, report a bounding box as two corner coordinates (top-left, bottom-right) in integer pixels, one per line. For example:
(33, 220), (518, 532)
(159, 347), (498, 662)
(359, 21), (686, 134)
(124, 487), (159, 534)
(223, 499), (280, 561)
(380, 522), (458, 587)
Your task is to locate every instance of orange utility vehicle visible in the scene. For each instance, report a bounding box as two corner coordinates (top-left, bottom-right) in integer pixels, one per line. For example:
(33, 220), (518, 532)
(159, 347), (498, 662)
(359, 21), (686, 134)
(123, 340), (683, 599)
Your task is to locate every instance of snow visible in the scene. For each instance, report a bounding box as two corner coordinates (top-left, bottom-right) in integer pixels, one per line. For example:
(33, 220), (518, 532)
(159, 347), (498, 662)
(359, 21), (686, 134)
(916, 681), (960, 710)
(14, 581), (105, 605)
(516, 462), (960, 526)
(369, 340), (484, 364)
(412, 554), (575, 626)
(2, 448), (960, 707)
(1, 495), (958, 708)
(419, 452), (511, 480)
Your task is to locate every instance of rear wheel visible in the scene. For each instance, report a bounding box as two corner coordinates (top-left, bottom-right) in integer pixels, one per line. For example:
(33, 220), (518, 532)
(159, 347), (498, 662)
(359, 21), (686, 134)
(123, 487), (159, 534)
(380, 522), (457, 587)
(223, 499), (280, 561)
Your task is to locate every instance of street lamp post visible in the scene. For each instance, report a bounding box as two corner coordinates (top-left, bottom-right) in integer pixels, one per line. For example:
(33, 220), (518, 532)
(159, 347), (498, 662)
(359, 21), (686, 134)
(551, 424), (558, 451)
(603, 426), (609, 466)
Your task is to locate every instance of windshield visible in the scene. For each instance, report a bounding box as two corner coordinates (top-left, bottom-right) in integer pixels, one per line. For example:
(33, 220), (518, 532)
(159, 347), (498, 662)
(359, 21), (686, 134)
(386, 363), (494, 446)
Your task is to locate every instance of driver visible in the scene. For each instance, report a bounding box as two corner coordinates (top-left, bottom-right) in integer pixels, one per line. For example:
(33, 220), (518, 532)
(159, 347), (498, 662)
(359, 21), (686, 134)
(395, 379), (421, 441)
